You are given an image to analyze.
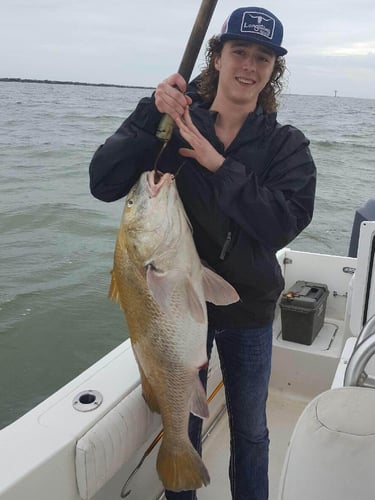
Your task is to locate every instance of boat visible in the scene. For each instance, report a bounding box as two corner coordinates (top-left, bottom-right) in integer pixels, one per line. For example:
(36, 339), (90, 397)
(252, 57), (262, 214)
(1, 200), (375, 500)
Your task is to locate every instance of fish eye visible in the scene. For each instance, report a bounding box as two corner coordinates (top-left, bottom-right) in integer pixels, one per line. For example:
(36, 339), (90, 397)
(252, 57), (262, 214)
(127, 199), (134, 207)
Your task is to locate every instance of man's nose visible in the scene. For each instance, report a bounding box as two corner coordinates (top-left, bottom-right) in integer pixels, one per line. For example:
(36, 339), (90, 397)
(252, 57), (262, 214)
(242, 55), (256, 70)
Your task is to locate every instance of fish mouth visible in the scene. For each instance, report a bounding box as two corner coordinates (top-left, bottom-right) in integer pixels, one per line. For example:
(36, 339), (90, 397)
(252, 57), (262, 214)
(147, 171), (174, 198)
(153, 169), (163, 185)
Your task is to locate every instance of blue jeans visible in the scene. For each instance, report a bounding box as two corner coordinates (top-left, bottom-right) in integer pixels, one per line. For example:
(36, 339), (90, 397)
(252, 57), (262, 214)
(165, 324), (273, 500)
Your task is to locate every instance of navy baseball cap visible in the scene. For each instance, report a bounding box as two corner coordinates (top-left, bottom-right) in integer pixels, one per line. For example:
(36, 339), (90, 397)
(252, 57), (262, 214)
(219, 7), (287, 56)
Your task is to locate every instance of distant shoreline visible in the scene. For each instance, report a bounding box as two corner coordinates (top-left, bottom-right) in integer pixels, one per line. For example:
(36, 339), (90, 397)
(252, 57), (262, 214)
(0, 77), (154, 90)
(1, 78), (369, 100)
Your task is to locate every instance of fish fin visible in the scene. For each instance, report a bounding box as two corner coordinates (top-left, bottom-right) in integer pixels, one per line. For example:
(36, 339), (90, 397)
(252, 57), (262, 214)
(185, 279), (206, 324)
(146, 266), (181, 312)
(108, 270), (121, 303)
(190, 375), (209, 418)
(157, 438), (210, 491)
(201, 265), (240, 305)
(147, 266), (207, 322)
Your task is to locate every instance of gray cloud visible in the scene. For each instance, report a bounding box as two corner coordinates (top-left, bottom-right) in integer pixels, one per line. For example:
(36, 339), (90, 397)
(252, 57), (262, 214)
(1, 0), (374, 97)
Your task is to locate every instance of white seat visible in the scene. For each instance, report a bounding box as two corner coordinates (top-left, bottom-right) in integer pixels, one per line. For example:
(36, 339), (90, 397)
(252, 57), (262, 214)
(278, 387), (375, 500)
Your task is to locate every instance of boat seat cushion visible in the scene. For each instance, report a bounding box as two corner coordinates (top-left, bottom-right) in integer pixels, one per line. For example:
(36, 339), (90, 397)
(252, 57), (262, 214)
(278, 387), (375, 500)
(75, 385), (161, 500)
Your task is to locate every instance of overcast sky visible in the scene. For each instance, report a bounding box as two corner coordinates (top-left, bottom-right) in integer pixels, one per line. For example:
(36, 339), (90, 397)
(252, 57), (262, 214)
(1, 0), (374, 99)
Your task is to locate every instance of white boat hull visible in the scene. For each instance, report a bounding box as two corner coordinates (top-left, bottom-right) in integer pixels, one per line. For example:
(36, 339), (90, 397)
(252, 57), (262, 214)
(1, 221), (375, 500)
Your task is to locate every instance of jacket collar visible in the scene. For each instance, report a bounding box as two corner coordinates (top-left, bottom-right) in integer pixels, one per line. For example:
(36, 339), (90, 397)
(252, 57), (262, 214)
(190, 101), (276, 153)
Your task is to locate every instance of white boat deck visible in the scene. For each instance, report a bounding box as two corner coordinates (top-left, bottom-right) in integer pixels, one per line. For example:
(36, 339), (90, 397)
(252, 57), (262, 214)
(161, 390), (307, 500)
(203, 391), (306, 500)
(159, 306), (348, 500)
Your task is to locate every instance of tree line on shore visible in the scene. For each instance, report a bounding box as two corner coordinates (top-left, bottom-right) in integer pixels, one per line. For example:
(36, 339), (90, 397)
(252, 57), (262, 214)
(0, 77), (153, 89)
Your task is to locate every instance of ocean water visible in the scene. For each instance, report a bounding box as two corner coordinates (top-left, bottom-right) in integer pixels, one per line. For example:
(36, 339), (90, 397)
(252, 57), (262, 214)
(0, 82), (374, 429)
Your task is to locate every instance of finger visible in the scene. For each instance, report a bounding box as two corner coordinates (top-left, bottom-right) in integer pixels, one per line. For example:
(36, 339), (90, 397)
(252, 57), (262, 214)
(155, 82), (179, 106)
(155, 91), (186, 119)
(166, 84), (187, 107)
(174, 116), (184, 128)
(182, 107), (199, 133)
(175, 116), (192, 135)
(161, 75), (188, 106)
(166, 73), (187, 94)
(178, 147), (196, 159)
(175, 117), (195, 145)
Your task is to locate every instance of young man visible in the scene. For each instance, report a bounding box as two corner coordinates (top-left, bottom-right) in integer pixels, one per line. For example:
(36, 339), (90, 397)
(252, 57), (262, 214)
(89, 7), (316, 499)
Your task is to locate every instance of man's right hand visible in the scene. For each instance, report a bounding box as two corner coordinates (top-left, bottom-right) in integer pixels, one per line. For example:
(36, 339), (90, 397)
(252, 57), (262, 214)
(154, 73), (192, 121)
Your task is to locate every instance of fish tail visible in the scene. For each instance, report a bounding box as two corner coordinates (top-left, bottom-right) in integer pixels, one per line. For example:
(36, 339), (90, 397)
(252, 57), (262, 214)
(156, 438), (210, 492)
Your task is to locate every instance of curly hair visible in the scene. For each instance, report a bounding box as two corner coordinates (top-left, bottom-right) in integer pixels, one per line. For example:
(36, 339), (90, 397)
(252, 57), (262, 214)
(197, 36), (286, 113)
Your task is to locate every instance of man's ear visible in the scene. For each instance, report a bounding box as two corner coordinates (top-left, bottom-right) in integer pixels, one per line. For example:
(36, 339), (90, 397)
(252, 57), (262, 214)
(214, 55), (221, 71)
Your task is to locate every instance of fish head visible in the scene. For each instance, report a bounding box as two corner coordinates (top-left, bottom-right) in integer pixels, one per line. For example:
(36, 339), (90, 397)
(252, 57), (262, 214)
(120, 170), (185, 266)
(123, 170), (176, 228)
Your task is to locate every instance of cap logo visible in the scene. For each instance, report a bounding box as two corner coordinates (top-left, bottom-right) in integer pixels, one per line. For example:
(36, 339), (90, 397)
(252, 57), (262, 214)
(240, 11), (275, 40)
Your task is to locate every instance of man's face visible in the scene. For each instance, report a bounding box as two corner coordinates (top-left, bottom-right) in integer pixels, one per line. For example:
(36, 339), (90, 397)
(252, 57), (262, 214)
(214, 40), (276, 106)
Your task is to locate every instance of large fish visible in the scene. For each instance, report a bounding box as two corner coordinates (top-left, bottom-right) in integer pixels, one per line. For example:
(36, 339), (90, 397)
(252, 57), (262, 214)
(109, 170), (239, 492)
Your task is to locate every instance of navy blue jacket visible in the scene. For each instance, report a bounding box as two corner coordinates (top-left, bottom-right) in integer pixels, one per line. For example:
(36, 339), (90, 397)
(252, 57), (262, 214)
(89, 92), (316, 327)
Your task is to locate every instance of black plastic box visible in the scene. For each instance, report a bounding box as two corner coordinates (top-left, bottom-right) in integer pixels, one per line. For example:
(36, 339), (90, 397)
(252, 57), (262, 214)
(280, 281), (329, 345)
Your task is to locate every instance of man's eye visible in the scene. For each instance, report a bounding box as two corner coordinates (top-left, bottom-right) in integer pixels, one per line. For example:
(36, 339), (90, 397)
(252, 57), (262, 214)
(256, 55), (270, 63)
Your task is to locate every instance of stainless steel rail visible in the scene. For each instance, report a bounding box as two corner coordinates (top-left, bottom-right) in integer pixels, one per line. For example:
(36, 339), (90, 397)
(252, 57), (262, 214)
(344, 315), (375, 387)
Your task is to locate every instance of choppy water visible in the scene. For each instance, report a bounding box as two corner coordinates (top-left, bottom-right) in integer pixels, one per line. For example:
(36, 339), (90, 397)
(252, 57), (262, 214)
(0, 82), (374, 428)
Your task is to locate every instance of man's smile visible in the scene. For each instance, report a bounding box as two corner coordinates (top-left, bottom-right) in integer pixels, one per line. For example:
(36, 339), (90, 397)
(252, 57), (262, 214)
(235, 76), (256, 86)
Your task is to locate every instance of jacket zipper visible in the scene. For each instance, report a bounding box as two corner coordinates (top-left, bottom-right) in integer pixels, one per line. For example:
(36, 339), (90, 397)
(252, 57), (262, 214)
(219, 231), (232, 260)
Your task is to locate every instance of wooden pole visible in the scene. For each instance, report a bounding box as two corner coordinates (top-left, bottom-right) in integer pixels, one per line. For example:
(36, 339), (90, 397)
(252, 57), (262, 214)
(156, 0), (218, 143)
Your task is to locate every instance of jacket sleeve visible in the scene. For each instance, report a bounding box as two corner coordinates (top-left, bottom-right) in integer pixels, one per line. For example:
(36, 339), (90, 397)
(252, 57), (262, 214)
(89, 96), (163, 202)
(210, 125), (316, 250)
